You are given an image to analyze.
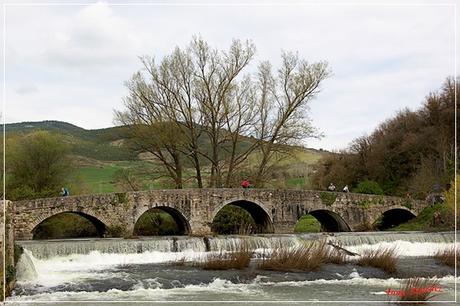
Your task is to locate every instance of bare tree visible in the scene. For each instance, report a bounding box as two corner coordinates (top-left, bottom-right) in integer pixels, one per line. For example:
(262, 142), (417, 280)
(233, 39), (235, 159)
(115, 37), (330, 189)
(252, 53), (330, 186)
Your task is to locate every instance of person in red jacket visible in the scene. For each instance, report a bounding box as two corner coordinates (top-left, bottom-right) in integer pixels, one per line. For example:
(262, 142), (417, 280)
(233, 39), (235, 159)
(241, 179), (250, 189)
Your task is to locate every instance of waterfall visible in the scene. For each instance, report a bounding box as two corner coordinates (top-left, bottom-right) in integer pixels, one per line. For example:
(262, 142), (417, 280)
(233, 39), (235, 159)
(17, 231), (456, 260)
(16, 250), (38, 282)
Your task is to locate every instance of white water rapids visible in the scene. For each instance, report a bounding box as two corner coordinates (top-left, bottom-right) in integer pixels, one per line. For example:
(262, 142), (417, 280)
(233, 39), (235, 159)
(8, 231), (459, 305)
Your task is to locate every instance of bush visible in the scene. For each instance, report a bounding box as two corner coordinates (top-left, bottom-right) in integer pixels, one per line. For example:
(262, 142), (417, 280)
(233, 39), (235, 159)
(258, 242), (327, 272)
(14, 244), (24, 265)
(211, 205), (256, 234)
(324, 248), (347, 264)
(32, 212), (99, 239)
(294, 214), (321, 233)
(5, 265), (15, 283)
(134, 209), (181, 236)
(353, 180), (384, 195)
(199, 243), (253, 270)
(434, 247), (459, 267)
(356, 247), (397, 273)
(397, 277), (440, 303)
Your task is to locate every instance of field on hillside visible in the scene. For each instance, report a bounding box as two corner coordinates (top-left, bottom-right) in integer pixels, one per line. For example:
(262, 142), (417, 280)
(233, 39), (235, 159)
(6, 121), (328, 194)
(71, 149), (324, 194)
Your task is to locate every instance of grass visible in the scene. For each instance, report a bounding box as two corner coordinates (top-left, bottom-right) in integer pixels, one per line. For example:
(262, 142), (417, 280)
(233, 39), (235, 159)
(397, 277), (441, 303)
(324, 247), (347, 264)
(294, 214), (321, 233)
(258, 241), (327, 272)
(356, 247), (397, 274)
(389, 204), (453, 232)
(199, 244), (253, 270)
(434, 247), (459, 267)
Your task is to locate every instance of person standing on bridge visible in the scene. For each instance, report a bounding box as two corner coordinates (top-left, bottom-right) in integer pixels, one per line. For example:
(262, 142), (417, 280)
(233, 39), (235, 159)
(241, 179), (250, 189)
(61, 187), (69, 197)
(328, 183), (336, 191)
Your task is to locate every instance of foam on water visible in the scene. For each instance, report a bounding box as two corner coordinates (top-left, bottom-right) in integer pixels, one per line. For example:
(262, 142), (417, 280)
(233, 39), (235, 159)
(12, 232), (457, 302)
(10, 274), (458, 302)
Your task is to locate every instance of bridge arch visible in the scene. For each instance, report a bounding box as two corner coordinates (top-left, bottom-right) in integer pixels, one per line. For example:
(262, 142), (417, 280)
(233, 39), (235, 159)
(307, 209), (351, 232)
(31, 211), (107, 239)
(212, 199), (274, 234)
(134, 206), (191, 235)
(376, 207), (416, 230)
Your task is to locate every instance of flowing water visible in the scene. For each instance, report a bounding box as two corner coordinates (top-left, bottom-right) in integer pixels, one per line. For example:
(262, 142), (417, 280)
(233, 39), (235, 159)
(7, 231), (459, 305)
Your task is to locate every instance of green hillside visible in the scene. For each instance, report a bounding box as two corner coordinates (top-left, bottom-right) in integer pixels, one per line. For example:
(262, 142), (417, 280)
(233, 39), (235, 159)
(5, 120), (328, 194)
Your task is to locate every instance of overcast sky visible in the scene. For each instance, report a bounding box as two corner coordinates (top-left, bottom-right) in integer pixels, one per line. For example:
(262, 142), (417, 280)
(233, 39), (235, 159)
(2, 0), (457, 150)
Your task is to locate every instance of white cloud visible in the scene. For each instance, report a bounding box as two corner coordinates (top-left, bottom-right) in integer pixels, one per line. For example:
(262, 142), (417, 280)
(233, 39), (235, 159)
(4, 1), (458, 150)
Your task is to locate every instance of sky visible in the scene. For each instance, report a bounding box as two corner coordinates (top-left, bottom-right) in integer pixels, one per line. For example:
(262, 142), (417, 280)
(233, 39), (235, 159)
(1, 0), (457, 150)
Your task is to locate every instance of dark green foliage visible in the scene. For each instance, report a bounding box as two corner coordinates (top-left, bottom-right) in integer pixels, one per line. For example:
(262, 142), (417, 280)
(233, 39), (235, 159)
(5, 265), (15, 283)
(134, 209), (181, 236)
(353, 180), (384, 195)
(14, 244), (23, 265)
(33, 213), (99, 239)
(319, 192), (337, 206)
(294, 214), (321, 232)
(7, 131), (71, 200)
(389, 203), (453, 231)
(312, 78), (456, 198)
(211, 205), (256, 234)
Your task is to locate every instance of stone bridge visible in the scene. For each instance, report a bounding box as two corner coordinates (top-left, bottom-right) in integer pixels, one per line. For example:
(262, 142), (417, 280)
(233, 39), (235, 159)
(10, 189), (427, 240)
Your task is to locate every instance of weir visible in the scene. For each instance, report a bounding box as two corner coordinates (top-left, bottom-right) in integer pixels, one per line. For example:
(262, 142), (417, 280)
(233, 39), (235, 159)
(11, 231), (457, 303)
(17, 231), (455, 260)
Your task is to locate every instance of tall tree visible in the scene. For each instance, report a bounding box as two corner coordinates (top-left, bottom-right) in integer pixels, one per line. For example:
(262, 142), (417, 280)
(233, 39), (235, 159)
(115, 37), (330, 188)
(7, 131), (71, 200)
(312, 77), (458, 198)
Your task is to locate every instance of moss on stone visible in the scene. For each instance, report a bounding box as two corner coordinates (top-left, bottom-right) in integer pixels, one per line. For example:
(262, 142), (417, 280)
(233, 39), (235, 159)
(319, 192), (336, 206)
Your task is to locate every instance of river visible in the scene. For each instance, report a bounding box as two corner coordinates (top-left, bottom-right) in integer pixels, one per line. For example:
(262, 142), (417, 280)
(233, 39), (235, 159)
(6, 231), (458, 305)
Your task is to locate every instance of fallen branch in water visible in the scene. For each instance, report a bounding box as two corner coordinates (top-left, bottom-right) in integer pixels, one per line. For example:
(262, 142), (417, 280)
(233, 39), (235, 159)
(327, 241), (359, 256)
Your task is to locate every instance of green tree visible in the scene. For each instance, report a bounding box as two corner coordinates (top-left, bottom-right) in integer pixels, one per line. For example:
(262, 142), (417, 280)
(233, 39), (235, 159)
(7, 131), (71, 200)
(313, 77), (457, 198)
(353, 180), (384, 195)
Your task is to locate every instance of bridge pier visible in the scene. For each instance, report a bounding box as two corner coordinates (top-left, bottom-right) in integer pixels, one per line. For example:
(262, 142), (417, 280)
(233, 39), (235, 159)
(273, 221), (297, 234)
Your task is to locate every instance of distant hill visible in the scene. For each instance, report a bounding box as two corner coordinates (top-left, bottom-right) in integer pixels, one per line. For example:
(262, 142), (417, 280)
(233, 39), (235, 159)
(5, 120), (136, 161)
(5, 120), (329, 192)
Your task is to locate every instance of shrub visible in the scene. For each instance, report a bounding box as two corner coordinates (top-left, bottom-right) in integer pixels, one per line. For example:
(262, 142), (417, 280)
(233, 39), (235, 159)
(199, 243), (253, 270)
(353, 180), (384, 195)
(324, 248), (346, 264)
(14, 244), (24, 265)
(32, 212), (99, 239)
(294, 214), (321, 233)
(397, 277), (440, 303)
(211, 205), (256, 234)
(134, 209), (181, 236)
(434, 247), (459, 267)
(258, 241), (327, 272)
(5, 265), (15, 283)
(356, 247), (397, 274)
(319, 192), (337, 206)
